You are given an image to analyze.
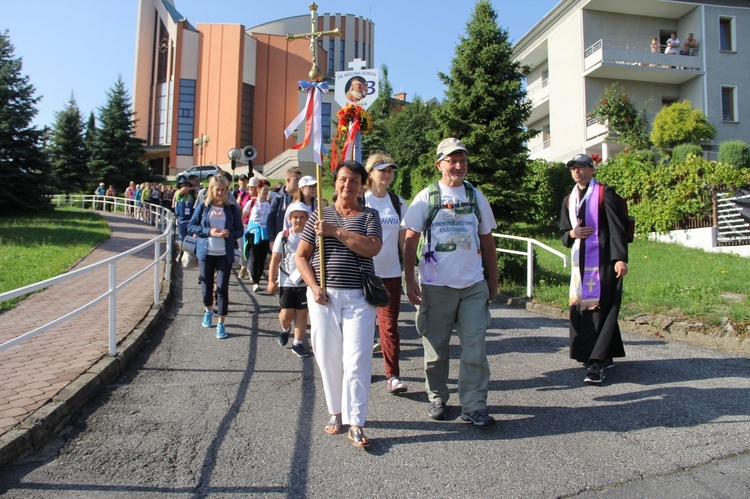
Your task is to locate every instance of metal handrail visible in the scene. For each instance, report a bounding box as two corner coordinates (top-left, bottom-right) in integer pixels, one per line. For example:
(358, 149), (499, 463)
(493, 233), (568, 298)
(0, 195), (174, 356)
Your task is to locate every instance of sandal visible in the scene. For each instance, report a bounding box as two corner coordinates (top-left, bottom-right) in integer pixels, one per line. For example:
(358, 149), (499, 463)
(347, 426), (371, 448)
(324, 414), (342, 435)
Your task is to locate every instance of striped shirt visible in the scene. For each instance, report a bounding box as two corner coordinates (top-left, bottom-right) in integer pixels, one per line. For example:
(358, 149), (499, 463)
(301, 206), (382, 289)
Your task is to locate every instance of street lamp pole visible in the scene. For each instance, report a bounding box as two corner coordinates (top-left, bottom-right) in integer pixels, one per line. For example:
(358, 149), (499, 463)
(194, 134), (210, 164)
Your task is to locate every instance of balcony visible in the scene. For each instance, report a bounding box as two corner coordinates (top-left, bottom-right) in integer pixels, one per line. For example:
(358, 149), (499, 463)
(526, 77), (550, 123)
(584, 39), (702, 85)
(528, 139), (552, 161)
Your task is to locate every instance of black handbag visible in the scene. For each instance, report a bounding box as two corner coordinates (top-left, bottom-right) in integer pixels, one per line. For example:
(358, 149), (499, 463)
(332, 209), (390, 307)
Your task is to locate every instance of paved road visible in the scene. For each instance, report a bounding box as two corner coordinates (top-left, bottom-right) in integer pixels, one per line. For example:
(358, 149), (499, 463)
(1, 263), (749, 498)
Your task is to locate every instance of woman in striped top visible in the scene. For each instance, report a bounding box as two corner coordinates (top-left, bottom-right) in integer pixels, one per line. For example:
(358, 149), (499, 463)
(296, 161), (383, 448)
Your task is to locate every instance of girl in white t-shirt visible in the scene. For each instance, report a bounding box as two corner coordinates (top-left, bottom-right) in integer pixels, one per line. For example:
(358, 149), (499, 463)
(363, 152), (408, 395)
(267, 202), (310, 357)
(242, 181), (272, 292)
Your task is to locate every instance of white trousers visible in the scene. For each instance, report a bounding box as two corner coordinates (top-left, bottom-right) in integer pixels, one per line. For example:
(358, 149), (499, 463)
(307, 287), (377, 427)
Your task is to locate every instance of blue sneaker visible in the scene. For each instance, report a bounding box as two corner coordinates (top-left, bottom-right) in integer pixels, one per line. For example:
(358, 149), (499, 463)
(201, 310), (213, 328)
(216, 322), (227, 339)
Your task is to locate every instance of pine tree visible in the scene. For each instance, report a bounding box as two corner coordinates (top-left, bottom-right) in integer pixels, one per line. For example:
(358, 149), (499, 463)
(435, 1), (537, 223)
(385, 96), (440, 198)
(84, 111), (97, 160)
(0, 30), (51, 214)
(361, 64), (393, 159)
(88, 76), (147, 190)
(49, 94), (89, 193)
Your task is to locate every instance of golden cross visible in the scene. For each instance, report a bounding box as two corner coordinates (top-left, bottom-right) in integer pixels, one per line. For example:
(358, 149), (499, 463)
(286, 2), (341, 81)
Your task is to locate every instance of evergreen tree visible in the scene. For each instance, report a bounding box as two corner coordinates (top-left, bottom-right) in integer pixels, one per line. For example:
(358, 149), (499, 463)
(361, 64), (393, 159)
(435, 1), (537, 223)
(88, 75), (147, 190)
(384, 96), (440, 198)
(49, 94), (89, 193)
(84, 111), (97, 160)
(0, 30), (51, 214)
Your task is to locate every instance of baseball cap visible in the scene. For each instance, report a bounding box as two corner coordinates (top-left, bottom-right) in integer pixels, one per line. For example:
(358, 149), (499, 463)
(566, 154), (595, 169)
(299, 175), (317, 187)
(365, 160), (398, 173)
(249, 177), (259, 187)
(436, 138), (468, 162)
(239, 174), (249, 180)
(99, 182), (105, 187)
(286, 201), (311, 218)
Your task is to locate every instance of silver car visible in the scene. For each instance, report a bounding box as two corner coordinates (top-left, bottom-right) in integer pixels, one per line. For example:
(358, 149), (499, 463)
(182, 165), (223, 181)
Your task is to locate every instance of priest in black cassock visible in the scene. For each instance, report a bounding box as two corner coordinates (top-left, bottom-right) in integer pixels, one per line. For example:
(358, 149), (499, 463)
(559, 154), (629, 384)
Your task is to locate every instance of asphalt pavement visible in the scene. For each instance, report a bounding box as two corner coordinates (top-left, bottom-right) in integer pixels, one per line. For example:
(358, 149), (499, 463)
(1, 263), (749, 498)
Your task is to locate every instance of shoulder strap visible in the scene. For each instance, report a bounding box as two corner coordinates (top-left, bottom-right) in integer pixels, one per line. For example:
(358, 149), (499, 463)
(424, 182), (442, 230)
(462, 180), (482, 225)
(387, 191), (402, 221)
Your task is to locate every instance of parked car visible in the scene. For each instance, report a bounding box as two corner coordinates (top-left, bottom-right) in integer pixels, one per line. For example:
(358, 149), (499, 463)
(182, 165), (223, 181)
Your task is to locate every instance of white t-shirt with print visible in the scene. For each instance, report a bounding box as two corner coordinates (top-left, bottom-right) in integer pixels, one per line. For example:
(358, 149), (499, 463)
(271, 230), (305, 288)
(365, 190), (405, 279)
(402, 182), (495, 289)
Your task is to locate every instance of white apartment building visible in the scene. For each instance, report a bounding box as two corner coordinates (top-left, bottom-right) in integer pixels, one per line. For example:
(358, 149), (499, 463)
(514, 0), (750, 163)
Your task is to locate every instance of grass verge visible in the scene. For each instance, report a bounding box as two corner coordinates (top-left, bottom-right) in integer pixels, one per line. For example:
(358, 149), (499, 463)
(498, 233), (750, 328)
(0, 208), (110, 311)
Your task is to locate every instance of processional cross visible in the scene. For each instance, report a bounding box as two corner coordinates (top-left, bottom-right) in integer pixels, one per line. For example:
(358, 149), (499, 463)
(285, 3), (340, 290)
(286, 2), (340, 82)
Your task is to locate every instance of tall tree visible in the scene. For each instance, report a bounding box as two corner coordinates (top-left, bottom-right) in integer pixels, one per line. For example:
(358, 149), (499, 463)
(435, 1), (537, 223)
(0, 30), (51, 214)
(88, 75), (147, 190)
(385, 96), (440, 198)
(49, 94), (89, 193)
(84, 111), (97, 159)
(361, 64), (393, 159)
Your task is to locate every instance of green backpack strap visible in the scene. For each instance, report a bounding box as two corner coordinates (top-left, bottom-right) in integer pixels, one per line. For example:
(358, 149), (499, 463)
(462, 180), (482, 225)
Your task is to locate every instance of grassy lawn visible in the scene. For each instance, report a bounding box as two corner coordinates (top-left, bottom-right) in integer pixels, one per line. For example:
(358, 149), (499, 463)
(0, 208), (110, 311)
(499, 234), (750, 327)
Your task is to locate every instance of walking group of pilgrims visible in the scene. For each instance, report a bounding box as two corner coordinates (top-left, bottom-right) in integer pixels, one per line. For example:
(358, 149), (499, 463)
(171, 138), (628, 449)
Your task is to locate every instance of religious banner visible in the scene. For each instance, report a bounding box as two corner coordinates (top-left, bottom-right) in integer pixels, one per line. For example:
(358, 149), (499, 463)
(334, 58), (379, 110)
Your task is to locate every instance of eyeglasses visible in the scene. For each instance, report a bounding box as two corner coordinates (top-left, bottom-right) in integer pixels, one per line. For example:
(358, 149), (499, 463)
(441, 157), (468, 166)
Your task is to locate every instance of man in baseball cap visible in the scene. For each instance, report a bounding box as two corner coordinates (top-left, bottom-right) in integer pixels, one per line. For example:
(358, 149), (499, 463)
(566, 153), (595, 169)
(401, 137), (498, 427)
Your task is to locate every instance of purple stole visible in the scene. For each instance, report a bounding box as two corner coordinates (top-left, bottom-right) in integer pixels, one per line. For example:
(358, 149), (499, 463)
(568, 180), (601, 309)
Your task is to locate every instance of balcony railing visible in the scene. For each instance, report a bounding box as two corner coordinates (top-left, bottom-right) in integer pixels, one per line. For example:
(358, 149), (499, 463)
(526, 77), (549, 97)
(584, 39), (701, 73)
(529, 140), (551, 154)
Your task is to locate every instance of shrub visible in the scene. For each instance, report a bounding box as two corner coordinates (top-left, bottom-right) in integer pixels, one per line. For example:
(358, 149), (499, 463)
(718, 140), (750, 170)
(671, 143), (703, 163)
(591, 84), (651, 151)
(650, 100), (715, 150)
(521, 159), (573, 227)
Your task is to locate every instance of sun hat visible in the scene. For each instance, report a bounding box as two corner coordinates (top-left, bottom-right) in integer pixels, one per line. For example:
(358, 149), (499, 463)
(365, 160), (397, 173)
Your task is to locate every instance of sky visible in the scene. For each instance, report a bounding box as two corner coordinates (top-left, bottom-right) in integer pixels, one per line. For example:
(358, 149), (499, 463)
(3, 0), (560, 129)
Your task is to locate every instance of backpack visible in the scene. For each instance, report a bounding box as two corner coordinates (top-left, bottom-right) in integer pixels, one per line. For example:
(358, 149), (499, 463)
(387, 191), (402, 222)
(416, 180), (483, 261)
(567, 184), (634, 243)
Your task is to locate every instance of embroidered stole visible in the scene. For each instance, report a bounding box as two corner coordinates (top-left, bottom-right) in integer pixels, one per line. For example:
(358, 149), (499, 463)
(568, 179), (601, 309)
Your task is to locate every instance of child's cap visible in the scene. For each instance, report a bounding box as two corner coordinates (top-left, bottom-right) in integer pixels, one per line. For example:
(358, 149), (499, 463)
(287, 201), (310, 219)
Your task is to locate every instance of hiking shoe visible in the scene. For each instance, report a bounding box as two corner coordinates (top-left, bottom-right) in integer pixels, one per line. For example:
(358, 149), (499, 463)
(278, 328), (290, 346)
(584, 363), (605, 384)
(387, 377), (408, 394)
(603, 359), (615, 370)
(201, 310), (214, 328)
(461, 409), (496, 426)
(253, 283), (260, 293)
(428, 401), (447, 420)
(291, 343), (310, 358)
(216, 323), (227, 339)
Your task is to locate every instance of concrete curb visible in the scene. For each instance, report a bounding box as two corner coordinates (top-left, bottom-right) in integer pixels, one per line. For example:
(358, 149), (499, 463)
(495, 294), (750, 355)
(0, 267), (174, 469)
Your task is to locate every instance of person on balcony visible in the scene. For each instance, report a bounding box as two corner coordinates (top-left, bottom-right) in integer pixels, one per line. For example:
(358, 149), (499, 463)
(682, 33), (698, 55)
(665, 33), (680, 55)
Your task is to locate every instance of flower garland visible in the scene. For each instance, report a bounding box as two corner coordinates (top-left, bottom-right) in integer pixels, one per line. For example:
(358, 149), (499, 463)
(330, 104), (373, 170)
(336, 104), (373, 135)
